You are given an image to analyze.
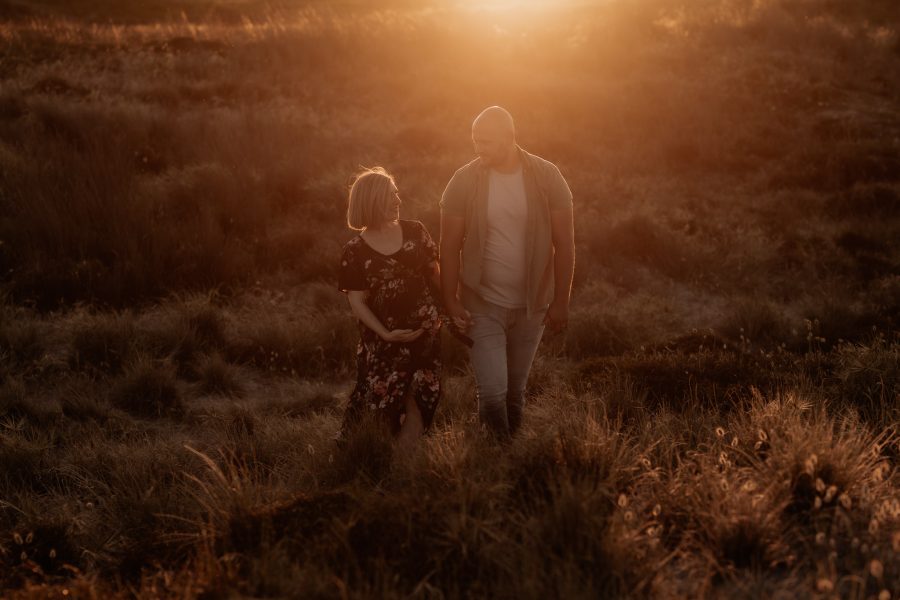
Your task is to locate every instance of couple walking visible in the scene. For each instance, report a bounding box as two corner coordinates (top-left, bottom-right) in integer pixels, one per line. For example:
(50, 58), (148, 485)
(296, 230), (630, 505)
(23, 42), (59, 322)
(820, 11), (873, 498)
(338, 106), (575, 445)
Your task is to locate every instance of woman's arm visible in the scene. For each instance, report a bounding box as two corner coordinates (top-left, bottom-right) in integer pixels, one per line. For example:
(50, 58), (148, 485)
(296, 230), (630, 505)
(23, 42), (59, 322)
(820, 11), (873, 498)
(347, 290), (423, 343)
(429, 260), (441, 292)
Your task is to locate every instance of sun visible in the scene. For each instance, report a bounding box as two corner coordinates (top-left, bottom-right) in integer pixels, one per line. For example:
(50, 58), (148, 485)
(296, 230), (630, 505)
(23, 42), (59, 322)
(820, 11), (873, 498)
(456, 0), (602, 8)
(451, 0), (604, 24)
(460, 0), (555, 5)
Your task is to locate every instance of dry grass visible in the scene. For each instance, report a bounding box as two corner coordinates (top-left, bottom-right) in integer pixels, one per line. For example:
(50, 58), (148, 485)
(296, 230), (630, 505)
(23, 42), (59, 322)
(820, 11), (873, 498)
(1, 0), (899, 597)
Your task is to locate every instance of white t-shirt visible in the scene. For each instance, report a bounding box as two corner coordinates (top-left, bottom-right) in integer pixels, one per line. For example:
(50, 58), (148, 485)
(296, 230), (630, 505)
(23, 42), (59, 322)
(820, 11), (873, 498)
(478, 168), (528, 308)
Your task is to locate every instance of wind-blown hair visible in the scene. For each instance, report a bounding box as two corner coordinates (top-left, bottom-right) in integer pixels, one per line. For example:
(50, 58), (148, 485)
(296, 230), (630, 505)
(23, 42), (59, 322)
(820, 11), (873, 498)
(346, 167), (395, 231)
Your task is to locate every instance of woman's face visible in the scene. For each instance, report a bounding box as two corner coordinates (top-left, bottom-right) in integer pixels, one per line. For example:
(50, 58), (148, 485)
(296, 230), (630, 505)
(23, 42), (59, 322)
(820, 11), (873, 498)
(375, 183), (401, 226)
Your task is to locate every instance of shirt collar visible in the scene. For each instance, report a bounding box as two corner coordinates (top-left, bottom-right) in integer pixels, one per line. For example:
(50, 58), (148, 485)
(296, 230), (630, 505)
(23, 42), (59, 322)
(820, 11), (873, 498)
(476, 144), (531, 174)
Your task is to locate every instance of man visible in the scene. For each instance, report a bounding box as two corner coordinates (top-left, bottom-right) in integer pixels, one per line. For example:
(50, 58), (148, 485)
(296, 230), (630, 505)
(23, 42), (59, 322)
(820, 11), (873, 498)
(440, 106), (575, 438)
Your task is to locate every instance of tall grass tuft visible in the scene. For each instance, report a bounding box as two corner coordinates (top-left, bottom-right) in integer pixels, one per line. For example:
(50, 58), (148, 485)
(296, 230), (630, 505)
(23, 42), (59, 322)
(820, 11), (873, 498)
(110, 355), (184, 419)
(330, 412), (395, 485)
(69, 311), (136, 375)
(6, 516), (80, 578)
(0, 307), (44, 372)
(834, 336), (900, 425)
(196, 353), (244, 398)
(227, 306), (357, 378)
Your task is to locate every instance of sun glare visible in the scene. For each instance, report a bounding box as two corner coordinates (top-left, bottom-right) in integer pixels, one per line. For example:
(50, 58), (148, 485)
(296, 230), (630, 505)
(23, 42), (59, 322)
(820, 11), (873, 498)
(447, 0), (611, 32)
(456, 0), (604, 15)
(461, 0), (559, 6)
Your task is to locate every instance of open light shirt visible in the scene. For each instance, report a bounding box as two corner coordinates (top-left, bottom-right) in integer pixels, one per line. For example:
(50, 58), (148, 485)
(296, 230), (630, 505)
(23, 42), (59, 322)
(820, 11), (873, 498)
(440, 146), (573, 318)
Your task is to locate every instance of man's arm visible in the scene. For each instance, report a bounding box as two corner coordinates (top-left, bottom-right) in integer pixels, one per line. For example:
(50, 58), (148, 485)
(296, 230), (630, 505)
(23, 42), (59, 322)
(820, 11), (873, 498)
(545, 206), (575, 333)
(439, 214), (472, 330)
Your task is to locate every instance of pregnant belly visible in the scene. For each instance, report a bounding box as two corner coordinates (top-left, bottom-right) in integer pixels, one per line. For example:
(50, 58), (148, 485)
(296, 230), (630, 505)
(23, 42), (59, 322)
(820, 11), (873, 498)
(371, 279), (440, 331)
(384, 301), (436, 330)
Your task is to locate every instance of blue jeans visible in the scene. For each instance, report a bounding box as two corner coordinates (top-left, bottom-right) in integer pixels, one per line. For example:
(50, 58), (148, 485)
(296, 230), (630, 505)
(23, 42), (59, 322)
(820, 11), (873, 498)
(467, 300), (546, 438)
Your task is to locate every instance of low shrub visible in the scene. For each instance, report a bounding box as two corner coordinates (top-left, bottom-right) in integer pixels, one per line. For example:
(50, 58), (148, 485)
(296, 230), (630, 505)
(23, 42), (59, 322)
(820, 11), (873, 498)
(833, 337), (900, 424)
(110, 356), (183, 419)
(197, 353), (244, 397)
(578, 348), (783, 406)
(226, 308), (357, 378)
(0, 378), (61, 426)
(69, 312), (136, 374)
(565, 308), (634, 359)
(719, 298), (793, 349)
(330, 411), (394, 485)
(4, 516), (81, 579)
(0, 312), (44, 370)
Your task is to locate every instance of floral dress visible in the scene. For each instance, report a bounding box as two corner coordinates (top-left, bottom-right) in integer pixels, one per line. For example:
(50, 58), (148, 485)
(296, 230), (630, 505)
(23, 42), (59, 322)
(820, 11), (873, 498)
(338, 220), (442, 435)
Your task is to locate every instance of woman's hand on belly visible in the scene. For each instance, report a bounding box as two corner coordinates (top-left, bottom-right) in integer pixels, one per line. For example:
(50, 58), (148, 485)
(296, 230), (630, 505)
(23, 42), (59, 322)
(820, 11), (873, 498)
(381, 328), (425, 343)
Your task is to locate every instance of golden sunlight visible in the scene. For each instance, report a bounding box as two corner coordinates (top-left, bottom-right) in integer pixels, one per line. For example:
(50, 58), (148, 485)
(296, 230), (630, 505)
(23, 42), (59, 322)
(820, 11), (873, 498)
(2, 0), (898, 597)
(452, 0), (603, 21)
(456, 0), (604, 7)
(457, 0), (567, 7)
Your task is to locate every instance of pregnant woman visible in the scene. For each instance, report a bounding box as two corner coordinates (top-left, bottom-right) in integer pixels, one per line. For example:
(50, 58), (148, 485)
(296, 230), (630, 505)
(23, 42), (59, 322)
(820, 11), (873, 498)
(337, 167), (442, 448)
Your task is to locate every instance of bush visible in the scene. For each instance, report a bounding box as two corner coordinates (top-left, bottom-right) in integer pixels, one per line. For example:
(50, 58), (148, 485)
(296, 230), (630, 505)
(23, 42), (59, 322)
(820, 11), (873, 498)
(226, 308), (357, 378)
(197, 353), (244, 397)
(826, 183), (900, 220)
(565, 308), (634, 359)
(833, 337), (900, 424)
(0, 311), (44, 370)
(218, 491), (353, 560)
(330, 411), (394, 485)
(0, 435), (49, 493)
(718, 298), (794, 349)
(69, 312), (136, 374)
(5, 516), (81, 578)
(180, 295), (229, 350)
(58, 377), (112, 423)
(0, 377), (61, 426)
(110, 357), (184, 419)
(588, 214), (701, 281)
(578, 348), (781, 406)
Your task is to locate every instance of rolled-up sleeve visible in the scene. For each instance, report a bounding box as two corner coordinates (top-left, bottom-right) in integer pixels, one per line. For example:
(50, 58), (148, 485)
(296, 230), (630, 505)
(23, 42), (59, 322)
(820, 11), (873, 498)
(547, 164), (573, 210)
(439, 169), (467, 217)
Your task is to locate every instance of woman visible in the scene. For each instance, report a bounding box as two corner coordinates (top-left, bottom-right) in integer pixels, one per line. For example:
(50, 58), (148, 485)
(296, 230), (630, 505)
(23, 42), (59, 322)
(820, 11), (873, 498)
(337, 167), (442, 447)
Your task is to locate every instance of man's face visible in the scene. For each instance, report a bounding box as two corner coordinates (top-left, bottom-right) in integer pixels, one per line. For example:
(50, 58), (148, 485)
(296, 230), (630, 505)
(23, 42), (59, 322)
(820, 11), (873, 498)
(472, 125), (511, 167)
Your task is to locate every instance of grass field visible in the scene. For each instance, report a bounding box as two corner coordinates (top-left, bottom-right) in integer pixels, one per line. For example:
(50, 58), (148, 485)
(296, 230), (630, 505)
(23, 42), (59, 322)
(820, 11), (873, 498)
(1, 0), (899, 597)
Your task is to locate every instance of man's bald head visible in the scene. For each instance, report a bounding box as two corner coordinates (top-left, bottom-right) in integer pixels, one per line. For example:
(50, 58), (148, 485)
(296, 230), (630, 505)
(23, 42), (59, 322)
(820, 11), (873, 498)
(472, 106), (516, 140)
(471, 106), (517, 169)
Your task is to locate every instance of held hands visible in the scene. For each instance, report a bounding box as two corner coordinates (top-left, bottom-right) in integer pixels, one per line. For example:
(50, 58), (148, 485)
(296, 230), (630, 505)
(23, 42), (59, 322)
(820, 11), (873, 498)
(380, 328), (425, 343)
(445, 299), (473, 333)
(543, 301), (569, 335)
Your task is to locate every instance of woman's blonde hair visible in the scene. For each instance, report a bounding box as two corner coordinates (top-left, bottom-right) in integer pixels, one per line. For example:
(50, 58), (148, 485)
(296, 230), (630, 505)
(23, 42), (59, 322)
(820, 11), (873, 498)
(346, 167), (396, 231)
